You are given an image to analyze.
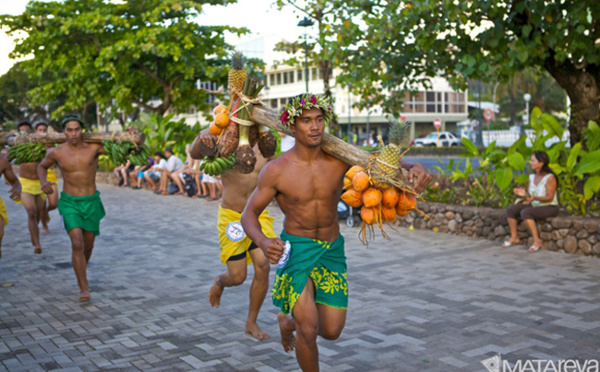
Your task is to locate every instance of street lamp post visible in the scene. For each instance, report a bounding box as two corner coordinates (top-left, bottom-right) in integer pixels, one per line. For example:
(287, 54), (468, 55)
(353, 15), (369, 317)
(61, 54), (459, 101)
(523, 93), (531, 137)
(348, 90), (352, 144)
(297, 17), (314, 94)
(475, 81), (484, 147)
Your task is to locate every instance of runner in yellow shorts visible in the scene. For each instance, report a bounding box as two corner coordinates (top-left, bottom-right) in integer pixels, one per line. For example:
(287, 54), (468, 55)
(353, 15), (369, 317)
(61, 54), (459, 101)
(0, 156), (22, 260)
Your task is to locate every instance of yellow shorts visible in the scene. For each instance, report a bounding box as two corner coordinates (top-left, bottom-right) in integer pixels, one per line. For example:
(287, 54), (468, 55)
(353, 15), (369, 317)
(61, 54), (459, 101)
(47, 169), (57, 183)
(0, 196), (7, 225)
(15, 177), (46, 204)
(217, 205), (275, 265)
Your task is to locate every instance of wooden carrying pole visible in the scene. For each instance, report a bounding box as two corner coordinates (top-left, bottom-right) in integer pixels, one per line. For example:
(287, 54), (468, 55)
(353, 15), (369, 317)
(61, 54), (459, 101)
(251, 105), (372, 168)
(0, 132), (145, 147)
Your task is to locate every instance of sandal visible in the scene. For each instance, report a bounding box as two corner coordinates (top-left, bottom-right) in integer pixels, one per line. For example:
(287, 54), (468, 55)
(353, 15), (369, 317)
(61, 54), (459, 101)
(502, 240), (519, 248)
(528, 245), (541, 252)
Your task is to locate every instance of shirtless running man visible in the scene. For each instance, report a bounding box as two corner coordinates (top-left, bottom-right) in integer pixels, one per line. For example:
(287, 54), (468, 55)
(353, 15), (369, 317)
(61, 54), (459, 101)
(15, 120), (46, 254)
(38, 115), (108, 302)
(241, 93), (431, 371)
(35, 122), (59, 235)
(0, 155), (22, 260)
(191, 129), (275, 340)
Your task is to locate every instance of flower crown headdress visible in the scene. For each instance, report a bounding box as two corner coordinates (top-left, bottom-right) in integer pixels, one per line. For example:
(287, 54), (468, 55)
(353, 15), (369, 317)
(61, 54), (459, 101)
(280, 93), (333, 127)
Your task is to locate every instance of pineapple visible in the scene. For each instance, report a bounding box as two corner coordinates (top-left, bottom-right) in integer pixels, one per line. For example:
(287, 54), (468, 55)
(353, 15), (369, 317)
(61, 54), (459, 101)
(228, 51), (247, 94)
(372, 119), (408, 188)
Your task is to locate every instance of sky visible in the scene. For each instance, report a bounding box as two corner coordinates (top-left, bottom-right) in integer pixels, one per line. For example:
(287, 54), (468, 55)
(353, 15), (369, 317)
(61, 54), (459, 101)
(0, 0), (309, 75)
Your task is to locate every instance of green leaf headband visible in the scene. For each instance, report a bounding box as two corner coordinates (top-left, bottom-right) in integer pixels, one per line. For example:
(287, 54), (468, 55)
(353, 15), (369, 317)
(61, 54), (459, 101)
(280, 93), (333, 127)
(60, 115), (86, 128)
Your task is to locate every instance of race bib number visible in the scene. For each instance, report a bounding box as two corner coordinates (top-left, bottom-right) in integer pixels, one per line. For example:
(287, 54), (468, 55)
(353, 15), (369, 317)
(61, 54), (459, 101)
(225, 222), (246, 242)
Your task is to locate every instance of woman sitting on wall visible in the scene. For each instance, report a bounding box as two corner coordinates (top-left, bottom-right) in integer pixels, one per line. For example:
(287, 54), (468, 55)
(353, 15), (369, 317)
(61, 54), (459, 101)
(503, 151), (559, 252)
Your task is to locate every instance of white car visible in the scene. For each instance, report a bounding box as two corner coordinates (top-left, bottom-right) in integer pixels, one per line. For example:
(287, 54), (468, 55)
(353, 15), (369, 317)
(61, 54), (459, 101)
(413, 131), (461, 147)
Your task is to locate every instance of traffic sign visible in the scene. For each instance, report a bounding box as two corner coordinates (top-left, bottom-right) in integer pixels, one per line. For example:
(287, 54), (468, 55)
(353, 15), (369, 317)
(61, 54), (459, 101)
(483, 108), (494, 121)
(433, 118), (442, 130)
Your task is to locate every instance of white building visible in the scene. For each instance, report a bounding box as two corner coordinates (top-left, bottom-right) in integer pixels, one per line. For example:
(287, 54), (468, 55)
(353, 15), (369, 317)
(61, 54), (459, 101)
(237, 35), (469, 143)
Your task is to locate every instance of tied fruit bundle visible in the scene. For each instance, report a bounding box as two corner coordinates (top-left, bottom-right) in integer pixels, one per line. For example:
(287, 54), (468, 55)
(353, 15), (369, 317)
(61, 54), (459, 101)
(103, 139), (150, 166)
(340, 120), (427, 245)
(8, 142), (46, 164)
(209, 51), (276, 173)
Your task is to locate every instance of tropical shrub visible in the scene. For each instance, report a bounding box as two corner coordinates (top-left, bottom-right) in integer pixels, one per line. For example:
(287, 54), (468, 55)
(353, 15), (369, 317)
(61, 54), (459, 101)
(426, 109), (600, 215)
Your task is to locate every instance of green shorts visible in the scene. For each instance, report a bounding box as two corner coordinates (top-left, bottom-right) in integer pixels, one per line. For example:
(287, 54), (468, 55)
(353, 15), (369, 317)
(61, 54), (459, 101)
(272, 231), (348, 315)
(57, 191), (106, 236)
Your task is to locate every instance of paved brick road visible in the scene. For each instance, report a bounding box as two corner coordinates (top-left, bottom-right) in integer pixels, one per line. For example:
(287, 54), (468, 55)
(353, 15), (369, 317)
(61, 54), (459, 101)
(1, 181), (599, 371)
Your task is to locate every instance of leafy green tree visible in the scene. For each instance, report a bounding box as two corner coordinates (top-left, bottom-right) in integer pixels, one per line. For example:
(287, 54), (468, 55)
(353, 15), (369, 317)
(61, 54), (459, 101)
(332, 0), (600, 146)
(0, 63), (49, 125)
(274, 0), (337, 100)
(1, 0), (245, 120)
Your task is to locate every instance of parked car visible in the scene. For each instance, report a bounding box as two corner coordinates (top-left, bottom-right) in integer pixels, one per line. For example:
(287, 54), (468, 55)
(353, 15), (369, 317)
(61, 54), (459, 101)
(413, 131), (461, 147)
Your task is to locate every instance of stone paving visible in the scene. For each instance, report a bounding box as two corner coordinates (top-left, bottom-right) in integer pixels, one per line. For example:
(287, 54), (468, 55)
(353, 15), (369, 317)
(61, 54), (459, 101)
(1, 181), (599, 372)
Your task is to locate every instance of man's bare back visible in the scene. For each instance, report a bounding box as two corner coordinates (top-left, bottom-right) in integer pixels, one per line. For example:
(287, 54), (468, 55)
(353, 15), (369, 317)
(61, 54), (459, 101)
(40, 142), (102, 196)
(220, 145), (269, 213)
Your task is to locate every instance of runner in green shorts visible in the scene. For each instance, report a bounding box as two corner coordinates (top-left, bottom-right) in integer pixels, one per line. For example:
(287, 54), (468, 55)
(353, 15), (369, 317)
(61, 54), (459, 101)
(242, 93), (431, 371)
(38, 115), (125, 303)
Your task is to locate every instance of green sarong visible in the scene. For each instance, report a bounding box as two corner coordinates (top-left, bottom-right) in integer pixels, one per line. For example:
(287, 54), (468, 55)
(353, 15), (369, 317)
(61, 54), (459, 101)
(57, 191), (106, 236)
(272, 231), (348, 315)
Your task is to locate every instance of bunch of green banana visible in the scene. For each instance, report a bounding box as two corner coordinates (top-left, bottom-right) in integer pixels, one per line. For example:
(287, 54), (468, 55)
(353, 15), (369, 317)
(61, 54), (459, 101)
(200, 154), (235, 176)
(103, 139), (150, 166)
(8, 143), (46, 164)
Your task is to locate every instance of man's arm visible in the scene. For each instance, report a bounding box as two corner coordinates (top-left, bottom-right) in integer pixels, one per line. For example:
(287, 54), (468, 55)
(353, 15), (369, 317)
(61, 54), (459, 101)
(38, 148), (57, 194)
(400, 159), (432, 194)
(241, 163), (285, 264)
(1, 158), (21, 201)
(190, 129), (217, 160)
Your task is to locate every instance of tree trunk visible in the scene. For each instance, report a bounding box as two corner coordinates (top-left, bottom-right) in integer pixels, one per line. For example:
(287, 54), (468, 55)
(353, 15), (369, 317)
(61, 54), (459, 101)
(1, 132), (145, 146)
(251, 105), (372, 168)
(544, 59), (600, 148)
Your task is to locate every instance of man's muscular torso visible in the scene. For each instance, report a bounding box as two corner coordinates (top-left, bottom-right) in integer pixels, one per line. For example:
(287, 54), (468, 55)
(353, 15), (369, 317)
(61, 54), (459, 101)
(18, 162), (40, 181)
(49, 142), (102, 196)
(269, 150), (347, 242)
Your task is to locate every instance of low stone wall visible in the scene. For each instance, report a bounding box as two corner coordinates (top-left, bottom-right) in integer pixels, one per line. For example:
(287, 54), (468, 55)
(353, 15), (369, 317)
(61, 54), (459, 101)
(394, 203), (600, 257)
(93, 172), (600, 257)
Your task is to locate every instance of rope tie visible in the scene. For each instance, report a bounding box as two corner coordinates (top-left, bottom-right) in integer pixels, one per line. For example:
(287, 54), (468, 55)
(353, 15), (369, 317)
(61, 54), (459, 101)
(228, 90), (266, 127)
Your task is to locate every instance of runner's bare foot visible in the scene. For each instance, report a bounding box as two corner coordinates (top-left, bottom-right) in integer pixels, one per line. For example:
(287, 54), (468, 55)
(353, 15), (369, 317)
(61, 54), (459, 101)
(208, 278), (224, 308)
(33, 247), (42, 254)
(79, 290), (91, 302)
(277, 312), (296, 353)
(41, 227), (49, 235)
(245, 322), (270, 340)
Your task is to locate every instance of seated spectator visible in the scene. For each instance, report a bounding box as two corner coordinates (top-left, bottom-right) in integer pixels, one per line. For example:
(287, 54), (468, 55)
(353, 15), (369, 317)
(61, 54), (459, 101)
(143, 152), (168, 192)
(132, 156), (155, 190)
(171, 144), (201, 196)
(157, 147), (184, 195)
(118, 160), (136, 187)
(503, 151), (559, 252)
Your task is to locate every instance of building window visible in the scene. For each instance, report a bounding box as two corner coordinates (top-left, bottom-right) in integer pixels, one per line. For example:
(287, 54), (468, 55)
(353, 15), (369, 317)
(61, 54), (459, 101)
(311, 68), (317, 80)
(270, 74), (275, 86)
(297, 69), (303, 81)
(270, 99), (278, 109)
(318, 68), (323, 79)
(444, 92), (465, 113)
(426, 91), (436, 113)
(414, 91), (425, 113)
(289, 71), (295, 83)
(283, 72), (288, 84)
(277, 73), (282, 85)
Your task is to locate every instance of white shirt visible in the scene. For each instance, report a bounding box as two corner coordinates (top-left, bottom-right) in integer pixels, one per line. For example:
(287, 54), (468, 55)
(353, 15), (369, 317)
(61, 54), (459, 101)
(528, 173), (558, 207)
(280, 134), (295, 152)
(154, 158), (168, 170)
(166, 155), (184, 173)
